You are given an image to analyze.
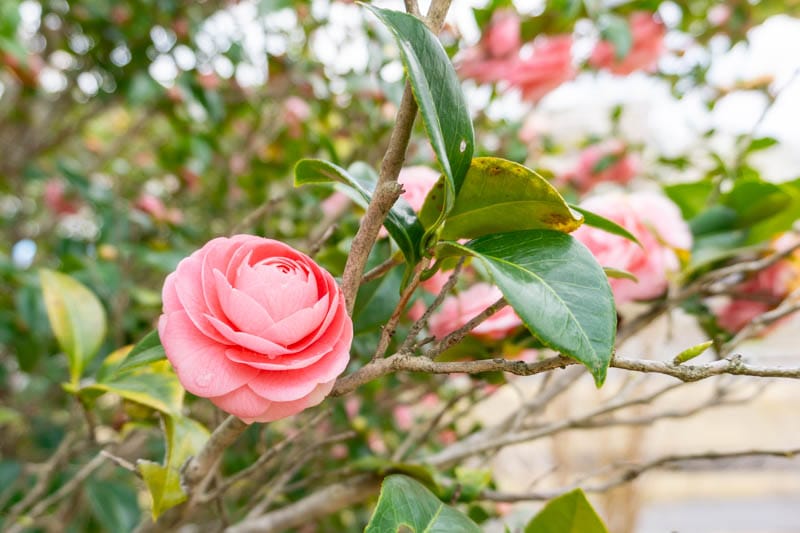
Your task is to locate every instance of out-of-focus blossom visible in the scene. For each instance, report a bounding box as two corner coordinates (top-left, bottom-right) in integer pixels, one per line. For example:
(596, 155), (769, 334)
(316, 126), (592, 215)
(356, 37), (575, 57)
(458, 9), (521, 84)
(320, 191), (351, 219)
(393, 405), (414, 431)
(135, 194), (183, 224)
(486, 10), (522, 58)
(506, 36), (576, 102)
(398, 165), (439, 211)
(562, 141), (639, 193)
(43, 179), (81, 216)
(716, 236), (800, 332)
(429, 283), (523, 340)
(573, 191), (691, 304)
(283, 96), (311, 138)
(590, 13), (665, 75)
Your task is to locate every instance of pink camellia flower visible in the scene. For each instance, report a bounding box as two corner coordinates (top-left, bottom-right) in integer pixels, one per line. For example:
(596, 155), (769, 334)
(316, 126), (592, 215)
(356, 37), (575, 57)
(43, 179), (81, 216)
(158, 235), (352, 423)
(506, 35), (576, 102)
(486, 10), (521, 58)
(590, 12), (665, 75)
(563, 141), (639, 193)
(283, 96), (311, 139)
(429, 282), (523, 340)
(716, 248), (799, 332)
(458, 9), (521, 84)
(135, 194), (183, 224)
(573, 191), (691, 304)
(398, 165), (439, 211)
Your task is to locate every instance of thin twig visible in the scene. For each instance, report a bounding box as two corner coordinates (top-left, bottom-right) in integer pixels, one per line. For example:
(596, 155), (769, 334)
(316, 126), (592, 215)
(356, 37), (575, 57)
(361, 255), (403, 285)
(372, 260), (427, 360)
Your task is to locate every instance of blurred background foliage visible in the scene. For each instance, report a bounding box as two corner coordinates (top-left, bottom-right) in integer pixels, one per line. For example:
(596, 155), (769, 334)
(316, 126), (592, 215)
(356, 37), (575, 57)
(1, 0), (799, 531)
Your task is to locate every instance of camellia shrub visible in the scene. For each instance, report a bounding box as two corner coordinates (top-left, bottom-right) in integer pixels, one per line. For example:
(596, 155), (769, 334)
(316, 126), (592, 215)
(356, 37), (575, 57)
(1, 0), (799, 532)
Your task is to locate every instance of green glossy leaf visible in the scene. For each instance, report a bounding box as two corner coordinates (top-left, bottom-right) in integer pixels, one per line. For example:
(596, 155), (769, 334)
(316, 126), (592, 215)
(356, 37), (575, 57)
(664, 181), (714, 220)
(115, 329), (166, 375)
(524, 489), (608, 533)
(569, 204), (641, 246)
(137, 415), (209, 519)
(419, 157), (583, 240)
(440, 231), (616, 385)
(746, 178), (800, 244)
(86, 480), (141, 533)
(353, 263), (405, 334)
(364, 5), (475, 221)
(353, 457), (438, 492)
(365, 475), (481, 533)
(84, 360), (184, 415)
(723, 179), (791, 228)
(39, 269), (107, 384)
(295, 159), (424, 265)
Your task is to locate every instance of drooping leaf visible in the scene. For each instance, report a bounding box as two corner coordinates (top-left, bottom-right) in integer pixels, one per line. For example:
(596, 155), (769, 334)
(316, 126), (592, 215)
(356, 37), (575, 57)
(294, 159), (424, 265)
(439, 231), (616, 385)
(137, 415), (209, 519)
(83, 360), (184, 415)
(419, 157), (583, 240)
(524, 489), (609, 533)
(114, 329), (166, 375)
(364, 5), (475, 226)
(39, 269), (107, 384)
(569, 204), (641, 246)
(603, 267), (638, 282)
(365, 474), (481, 533)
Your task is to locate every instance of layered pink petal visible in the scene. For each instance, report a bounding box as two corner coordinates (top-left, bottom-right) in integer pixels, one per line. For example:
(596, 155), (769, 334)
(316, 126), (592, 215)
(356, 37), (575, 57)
(261, 294), (329, 346)
(242, 381), (335, 424)
(209, 385), (272, 420)
(214, 269), (275, 334)
(247, 325), (352, 402)
(158, 311), (259, 397)
(206, 314), (291, 356)
(174, 253), (231, 344)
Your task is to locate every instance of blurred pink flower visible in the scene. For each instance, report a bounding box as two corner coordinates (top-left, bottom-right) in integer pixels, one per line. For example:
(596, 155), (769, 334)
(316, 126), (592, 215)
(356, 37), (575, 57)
(573, 191), (691, 304)
(563, 141), (639, 193)
(716, 259), (799, 333)
(135, 194), (183, 224)
(43, 179), (80, 216)
(458, 9), (521, 84)
(393, 405), (414, 431)
(486, 10), (521, 58)
(506, 35), (576, 102)
(283, 96), (311, 138)
(320, 191), (351, 219)
(429, 282), (523, 340)
(590, 13), (665, 75)
(398, 165), (439, 211)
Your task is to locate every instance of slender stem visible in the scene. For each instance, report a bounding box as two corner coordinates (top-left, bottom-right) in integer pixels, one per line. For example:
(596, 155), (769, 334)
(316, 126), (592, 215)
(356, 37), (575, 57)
(183, 416), (249, 488)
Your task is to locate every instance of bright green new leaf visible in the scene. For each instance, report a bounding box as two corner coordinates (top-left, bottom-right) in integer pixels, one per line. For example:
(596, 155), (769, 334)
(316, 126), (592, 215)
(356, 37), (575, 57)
(294, 158), (424, 266)
(84, 360), (184, 415)
(569, 204), (641, 246)
(39, 269), (107, 384)
(365, 475), (481, 533)
(138, 415), (209, 519)
(524, 489), (609, 533)
(363, 5), (475, 227)
(419, 157), (583, 240)
(114, 329), (166, 375)
(673, 340), (714, 364)
(440, 231), (616, 385)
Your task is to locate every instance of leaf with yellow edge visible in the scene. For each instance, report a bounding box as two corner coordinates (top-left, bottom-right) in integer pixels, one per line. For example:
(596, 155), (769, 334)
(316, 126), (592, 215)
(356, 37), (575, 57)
(137, 415), (209, 519)
(39, 269), (107, 384)
(419, 157), (583, 241)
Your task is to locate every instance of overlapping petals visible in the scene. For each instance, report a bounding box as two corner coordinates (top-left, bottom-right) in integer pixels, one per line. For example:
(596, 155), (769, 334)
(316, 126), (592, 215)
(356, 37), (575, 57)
(159, 235), (352, 423)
